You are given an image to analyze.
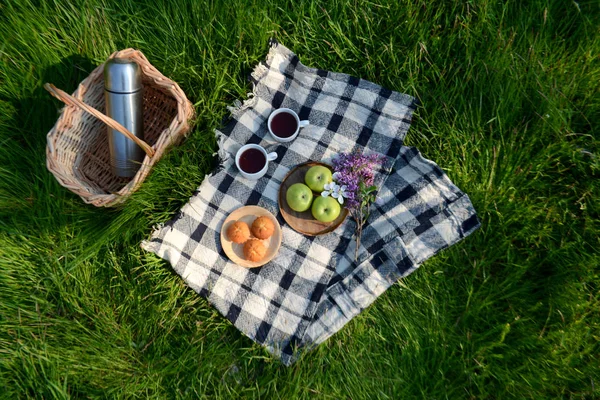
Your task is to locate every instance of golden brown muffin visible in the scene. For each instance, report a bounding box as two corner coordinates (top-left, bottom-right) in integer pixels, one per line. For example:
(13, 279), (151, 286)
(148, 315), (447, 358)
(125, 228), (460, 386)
(226, 221), (251, 244)
(251, 216), (275, 240)
(243, 239), (267, 262)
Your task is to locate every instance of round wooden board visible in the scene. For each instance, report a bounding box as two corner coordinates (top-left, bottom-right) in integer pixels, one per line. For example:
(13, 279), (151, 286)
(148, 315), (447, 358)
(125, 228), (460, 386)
(278, 161), (348, 236)
(220, 206), (282, 268)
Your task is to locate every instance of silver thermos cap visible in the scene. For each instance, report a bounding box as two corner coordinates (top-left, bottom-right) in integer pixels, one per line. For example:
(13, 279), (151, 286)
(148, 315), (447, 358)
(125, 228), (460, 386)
(104, 58), (144, 178)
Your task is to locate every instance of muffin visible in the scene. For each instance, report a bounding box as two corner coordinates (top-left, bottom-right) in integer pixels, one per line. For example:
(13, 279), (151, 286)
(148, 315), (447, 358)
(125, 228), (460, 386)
(251, 216), (275, 240)
(243, 239), (267, 262)
(226, 221), (251, 244)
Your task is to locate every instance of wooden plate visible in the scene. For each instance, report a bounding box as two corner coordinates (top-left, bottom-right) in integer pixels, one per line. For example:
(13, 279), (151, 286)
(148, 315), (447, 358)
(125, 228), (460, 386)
(278, 161), (348, 236)
(220, 206), (282, 268)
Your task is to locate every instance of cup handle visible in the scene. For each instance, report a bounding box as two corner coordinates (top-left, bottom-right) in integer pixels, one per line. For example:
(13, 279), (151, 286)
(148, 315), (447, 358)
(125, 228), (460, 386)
(299, 120), (310, 128)
(267, 152), (278, 161)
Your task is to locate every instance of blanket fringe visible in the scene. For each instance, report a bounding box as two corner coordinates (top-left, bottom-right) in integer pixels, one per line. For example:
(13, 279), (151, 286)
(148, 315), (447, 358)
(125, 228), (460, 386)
(214, 130), (231, 163)
(140, 222), (165, 252)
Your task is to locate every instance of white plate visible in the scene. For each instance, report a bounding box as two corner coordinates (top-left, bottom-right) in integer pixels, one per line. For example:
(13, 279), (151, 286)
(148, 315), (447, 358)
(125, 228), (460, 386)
(220, 206), (282, 268)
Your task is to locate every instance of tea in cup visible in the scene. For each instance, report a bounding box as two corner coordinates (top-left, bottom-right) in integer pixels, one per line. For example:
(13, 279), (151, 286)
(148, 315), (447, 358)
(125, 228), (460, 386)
(235, 144), (278, 180)
(267, 108), (309, 143)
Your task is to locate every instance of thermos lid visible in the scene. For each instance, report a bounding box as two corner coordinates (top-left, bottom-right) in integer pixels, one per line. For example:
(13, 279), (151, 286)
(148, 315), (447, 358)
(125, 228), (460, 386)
(104, 58), (142, 93)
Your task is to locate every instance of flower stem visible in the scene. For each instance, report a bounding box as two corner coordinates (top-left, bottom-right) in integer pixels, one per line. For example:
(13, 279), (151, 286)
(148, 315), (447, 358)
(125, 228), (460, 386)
(354, 209), (364, 262)
(354, 223), (359, 262)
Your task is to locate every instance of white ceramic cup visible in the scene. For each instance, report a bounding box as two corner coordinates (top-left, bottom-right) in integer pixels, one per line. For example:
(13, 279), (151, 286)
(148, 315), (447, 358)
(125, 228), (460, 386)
(267, 108), (309, 143)
(235, 144), (278, 180)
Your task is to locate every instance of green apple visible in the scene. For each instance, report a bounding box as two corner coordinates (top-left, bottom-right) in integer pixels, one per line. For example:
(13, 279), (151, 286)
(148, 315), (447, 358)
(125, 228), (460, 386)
(311, 196), (341, 223)
(305, 166), (333, 192)
(286, 183), (313, 212)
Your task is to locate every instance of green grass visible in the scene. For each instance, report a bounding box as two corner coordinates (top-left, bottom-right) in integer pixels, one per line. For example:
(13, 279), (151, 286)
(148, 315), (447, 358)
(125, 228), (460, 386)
(1, 0), (599, 398)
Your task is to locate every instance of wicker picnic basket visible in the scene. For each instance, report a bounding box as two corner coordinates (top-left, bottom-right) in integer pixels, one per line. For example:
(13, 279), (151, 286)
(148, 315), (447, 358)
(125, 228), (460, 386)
(44, 48), (195, 207)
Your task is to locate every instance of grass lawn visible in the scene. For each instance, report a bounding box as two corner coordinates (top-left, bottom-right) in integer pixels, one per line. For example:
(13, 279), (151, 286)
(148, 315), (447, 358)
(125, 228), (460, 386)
(1, 0), (599, 398)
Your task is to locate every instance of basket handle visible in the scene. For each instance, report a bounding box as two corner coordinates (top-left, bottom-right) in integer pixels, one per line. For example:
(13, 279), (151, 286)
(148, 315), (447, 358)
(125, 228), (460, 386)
(44, 83), (155, 158)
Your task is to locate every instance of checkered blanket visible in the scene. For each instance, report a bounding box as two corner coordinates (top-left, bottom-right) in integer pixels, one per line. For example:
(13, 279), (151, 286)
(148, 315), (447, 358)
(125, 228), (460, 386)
(141, 40), (479, 365)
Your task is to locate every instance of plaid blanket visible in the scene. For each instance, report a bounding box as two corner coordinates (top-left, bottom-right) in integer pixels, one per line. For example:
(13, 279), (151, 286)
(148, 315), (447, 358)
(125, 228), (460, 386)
(142, 40), (479, 365)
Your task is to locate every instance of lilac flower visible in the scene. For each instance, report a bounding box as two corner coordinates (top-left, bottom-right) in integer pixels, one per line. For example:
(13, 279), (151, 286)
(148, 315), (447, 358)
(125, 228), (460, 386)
(330, 151), (383, 261)
(331, 152), (383, 212)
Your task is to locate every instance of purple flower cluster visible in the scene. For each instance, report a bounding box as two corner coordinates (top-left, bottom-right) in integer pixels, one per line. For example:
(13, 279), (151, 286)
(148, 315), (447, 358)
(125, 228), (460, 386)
(331, 152), (383, 211)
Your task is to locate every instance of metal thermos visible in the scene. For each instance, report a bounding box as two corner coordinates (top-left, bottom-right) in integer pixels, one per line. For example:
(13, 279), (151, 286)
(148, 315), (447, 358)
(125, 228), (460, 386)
(104, 58), (144, 178)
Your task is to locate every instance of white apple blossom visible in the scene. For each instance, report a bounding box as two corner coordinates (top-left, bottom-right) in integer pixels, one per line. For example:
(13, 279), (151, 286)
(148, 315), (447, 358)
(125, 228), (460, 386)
(321, 182), (339, 198)
(321, 177), (348, 204)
